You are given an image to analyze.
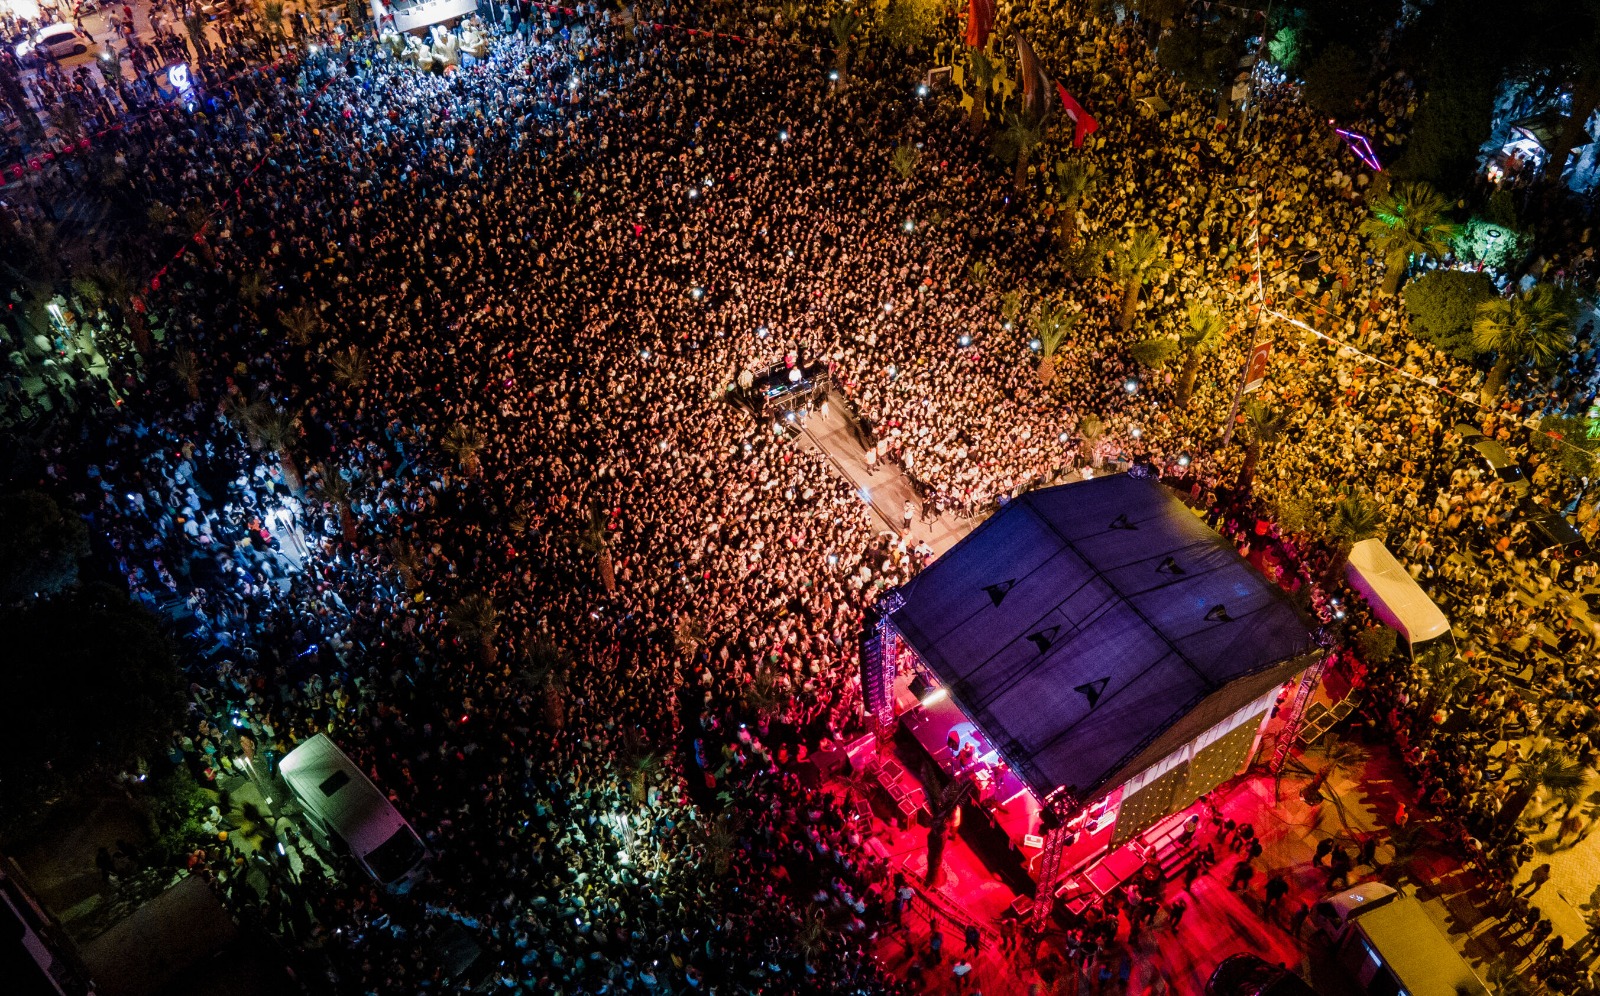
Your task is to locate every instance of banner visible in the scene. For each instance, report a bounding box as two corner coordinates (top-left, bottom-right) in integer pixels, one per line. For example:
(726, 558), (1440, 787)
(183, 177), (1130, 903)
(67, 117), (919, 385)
(964, 0), (995, 50)
(1055, 82), (1099, 148)
(1014, 35), (1049, 122)
(1242, 340), (1272, 394)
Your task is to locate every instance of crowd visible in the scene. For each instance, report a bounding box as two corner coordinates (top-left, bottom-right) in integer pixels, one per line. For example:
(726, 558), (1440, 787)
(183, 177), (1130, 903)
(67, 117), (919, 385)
(8, 0), (1600, 991)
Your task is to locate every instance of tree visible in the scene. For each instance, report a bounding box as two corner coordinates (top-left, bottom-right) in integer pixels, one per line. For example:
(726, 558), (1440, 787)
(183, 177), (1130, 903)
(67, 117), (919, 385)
(516, 640), (570, 729)
(183, 11), (210, 58)
(0, 491), (91, 603)
(237, 271), (269, 312)
(440, 422), (487, 475)
(451, 594), (500, 667)
(1354, 625), (1399, 666)
(1324, 491), (1383, 584)
(1176, 301), (1225, 408)
(1077, 413), (1106, 466)
(330, 345), (372, 389)
(310, 465), (361, 545)
(1497, 746), (1588, 836)
(279, 305), (322, 348)
(1515, 0), (1600, 192)
(1030, 300), (1078, 385)
(242, 404), (303, 492)
(1358, 181), (1459, 294)
(994, 110), (1046, 194)
(171, 346), (202, 400)
(1236, 399), (1286, 492)
(964, 49), (1001, 133)
(828, 9), (865, 77)
(261, 0), (287, 41)
(75, 262), (150, 354)
(923, 773), (974, 885)
(1130, 338), (1178, 369)
(1048, 158), (1097, 246)
(0, 584), (184, 820)
(1300, 45), (1369, 118)
(1111, 230), (1170, 334)
(1402, 269), (1496, 359)
(387, 538), (425, 594)
(882, 0), (940, 51)
(578, 505), (616, 595)
(889, 142), (921, 182)
(1533, 414), (1600, 479)
(1473, 283), (1576, 399)
(182, 207), (217, 268)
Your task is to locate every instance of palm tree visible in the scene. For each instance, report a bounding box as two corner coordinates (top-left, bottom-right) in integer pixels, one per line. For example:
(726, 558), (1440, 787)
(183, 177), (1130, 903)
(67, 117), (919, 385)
(386, 538), (424, 594)
(1077, 413), (1105, 467)
(1049, 158), (1097, 246)
(261, 0), (287, 42)
(1175, 301), (1226, 408)
(1235, 399), (1286, 492)
(171, 347), (202, 400)
(1111, 230), (1170, 334)
(516, 640), (571, 729)
(578, 505), (616, 595)
(182, 206), (217, 268)
(146, 202), (175, 231)
(828, 10), (864, 78)
(675, 613), (708, 656)
(237, 272), (269, 313)
(1130, 337), (1178, 369)
(76, 262), (150, 354)
(1497, 746), (1588, 836)
(1030, 300), (1078, 385)
(279, 305), (322, 348)
(451, 594), (500, 668)
(1472, 283), (1576, 400)
(967, 260), (989, 288)
(183, 11), (210, 58)
(1358, 181), (1458, 294)
(890, 142), (921, 183)
(742, 664), (785, 720)
(330, 345), (371, 389)
(310, 464), (361, 545)
(244, 406), (303, 492)
(923, 774), (975, 885)
(994, 110), (1045, 194)
(1323, 491), (1383, 585)
(964, 49), (1001, 133)
(440, 422), (486, 475)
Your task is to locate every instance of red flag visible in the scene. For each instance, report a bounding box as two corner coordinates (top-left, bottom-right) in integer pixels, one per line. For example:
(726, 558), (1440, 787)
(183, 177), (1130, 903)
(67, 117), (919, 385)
(1055, 82), (1100, 148)
(964, 0), (994, 49)
(1014, 36), (1049, 121)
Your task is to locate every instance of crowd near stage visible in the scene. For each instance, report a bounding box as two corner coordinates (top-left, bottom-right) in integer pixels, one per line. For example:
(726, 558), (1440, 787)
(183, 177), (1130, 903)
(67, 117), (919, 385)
(862, 474), (1322, 921)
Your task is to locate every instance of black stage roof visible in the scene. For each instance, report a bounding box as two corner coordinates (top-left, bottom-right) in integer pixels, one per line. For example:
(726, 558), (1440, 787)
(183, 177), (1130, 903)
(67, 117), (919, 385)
(887, 474), (1317, 803)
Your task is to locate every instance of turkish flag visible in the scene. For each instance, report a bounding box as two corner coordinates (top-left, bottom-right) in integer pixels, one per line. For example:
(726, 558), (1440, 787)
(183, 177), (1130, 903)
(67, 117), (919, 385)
(1055, 83), (1100, 148)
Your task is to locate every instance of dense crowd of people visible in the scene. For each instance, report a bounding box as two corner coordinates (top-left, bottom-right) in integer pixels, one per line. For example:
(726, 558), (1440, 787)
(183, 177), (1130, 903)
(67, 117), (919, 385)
(8, 0), (1600, 991)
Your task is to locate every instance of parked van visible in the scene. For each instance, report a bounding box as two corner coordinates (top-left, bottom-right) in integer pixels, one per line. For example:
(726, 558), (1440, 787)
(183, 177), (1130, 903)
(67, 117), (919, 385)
(1344, 539), (1455, 660)
(1311, 883), (1489, 996)
(279, 734), (428, 891)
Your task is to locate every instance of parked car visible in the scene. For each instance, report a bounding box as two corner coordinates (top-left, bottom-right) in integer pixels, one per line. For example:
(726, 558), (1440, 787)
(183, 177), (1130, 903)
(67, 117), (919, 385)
(14, 24), (93, 64)
(1453, 422), (1530, 496)
(1205, 954), (1319, 996)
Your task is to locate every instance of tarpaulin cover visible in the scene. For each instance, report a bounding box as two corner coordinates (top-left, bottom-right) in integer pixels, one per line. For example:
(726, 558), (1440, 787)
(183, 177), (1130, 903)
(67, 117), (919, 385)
(887, 475), (1315, 801)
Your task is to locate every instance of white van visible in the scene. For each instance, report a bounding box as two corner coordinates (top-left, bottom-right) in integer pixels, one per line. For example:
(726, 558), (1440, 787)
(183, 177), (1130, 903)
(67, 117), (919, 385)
(1311, 883), (1489, 996)
(1344, 539), (1455, 660)
(279, 734), (428, 891)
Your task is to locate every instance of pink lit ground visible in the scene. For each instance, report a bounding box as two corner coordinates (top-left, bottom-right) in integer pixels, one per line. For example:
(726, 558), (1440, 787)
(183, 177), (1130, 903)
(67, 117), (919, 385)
(838, 734), (1551, 994)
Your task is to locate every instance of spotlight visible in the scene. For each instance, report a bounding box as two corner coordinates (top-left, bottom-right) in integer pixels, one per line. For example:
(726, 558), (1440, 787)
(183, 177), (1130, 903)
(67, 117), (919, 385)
(958, 334), (972, 347)
(1131, 427), (1142, 439)
(903, 218), (915, 232)
(920, 687), (948, 707)
(1058, 432), (1069, 443)
(829, 70), (839, 81)
(1178, 453), (1191, 467)
(779, 130), (789, 142)
(757, 326), (769, 338)
(691, 287), (704, 300)
(916, 83), (929, 98)
(883, 302), (894, 313)
(688, 188), (699, 199)
(1028, 338), (1042, 352)
(1124, 378), (1139, 394)
(827, 553), (838, 565)
(639, 349), (651, 359)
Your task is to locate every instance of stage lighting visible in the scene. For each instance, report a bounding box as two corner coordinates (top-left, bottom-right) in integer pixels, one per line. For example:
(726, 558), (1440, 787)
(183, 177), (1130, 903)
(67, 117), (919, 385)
(920, 687), (948, 707)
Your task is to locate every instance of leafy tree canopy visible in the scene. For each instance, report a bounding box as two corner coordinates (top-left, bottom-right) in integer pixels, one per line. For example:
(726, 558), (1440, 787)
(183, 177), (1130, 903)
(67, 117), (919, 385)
(1301, 45), (1369, 118)
(1403, 269), (1497, 360)
(0, 584), (185, 818)
(0, 490), (91, 604)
